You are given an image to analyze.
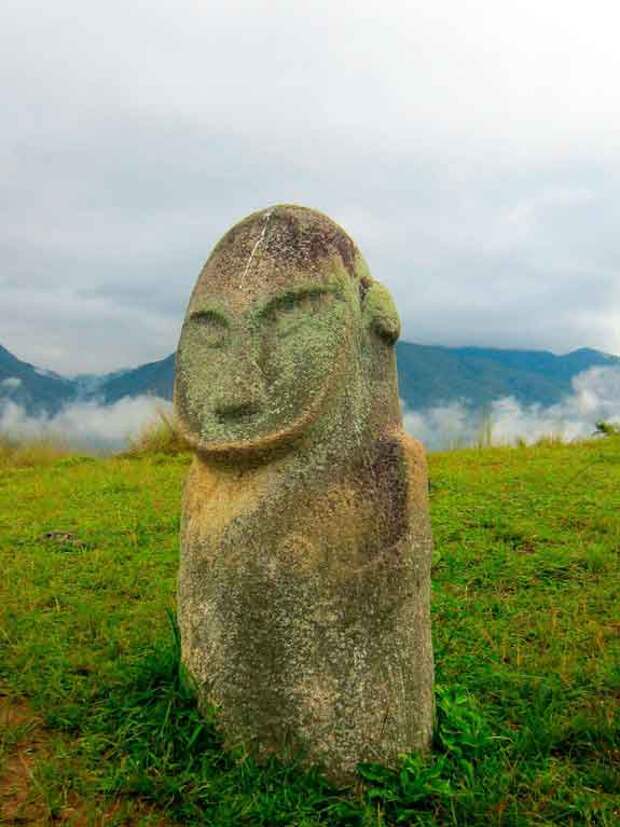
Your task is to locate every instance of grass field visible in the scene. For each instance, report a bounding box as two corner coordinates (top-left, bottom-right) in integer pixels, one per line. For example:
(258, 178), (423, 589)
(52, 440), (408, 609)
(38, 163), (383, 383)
(0, 439), (618, 825)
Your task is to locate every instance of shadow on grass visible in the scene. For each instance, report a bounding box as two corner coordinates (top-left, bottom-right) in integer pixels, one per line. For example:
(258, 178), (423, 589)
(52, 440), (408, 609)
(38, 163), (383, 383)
(84, 611), (344, 825)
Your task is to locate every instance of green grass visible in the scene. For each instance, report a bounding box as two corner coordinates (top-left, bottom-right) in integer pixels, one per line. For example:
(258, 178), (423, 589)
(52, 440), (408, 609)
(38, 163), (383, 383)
(0, 440), (618, 824)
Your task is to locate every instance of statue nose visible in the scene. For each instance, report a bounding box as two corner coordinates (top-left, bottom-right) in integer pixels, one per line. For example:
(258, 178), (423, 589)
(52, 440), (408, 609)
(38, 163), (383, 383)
(213, 364), (265, 423)
(212, 339), (266, 423)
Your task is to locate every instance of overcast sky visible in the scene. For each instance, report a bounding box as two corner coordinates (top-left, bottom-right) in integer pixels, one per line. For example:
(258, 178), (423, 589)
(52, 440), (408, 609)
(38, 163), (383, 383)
(2, 0), (619, 374)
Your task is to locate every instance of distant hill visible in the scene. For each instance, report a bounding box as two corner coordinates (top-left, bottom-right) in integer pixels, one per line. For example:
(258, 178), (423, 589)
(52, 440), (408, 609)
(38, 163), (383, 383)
(95, 342), (619, 411)
(395, 343), (619, 410)
(1, 341), (618, 416)
(0, 344), (75, 415)
(95, 353), (176, 404)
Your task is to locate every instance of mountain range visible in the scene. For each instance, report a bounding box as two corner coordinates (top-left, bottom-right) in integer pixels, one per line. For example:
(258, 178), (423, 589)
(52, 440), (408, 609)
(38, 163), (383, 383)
(1, 341), (618, 417)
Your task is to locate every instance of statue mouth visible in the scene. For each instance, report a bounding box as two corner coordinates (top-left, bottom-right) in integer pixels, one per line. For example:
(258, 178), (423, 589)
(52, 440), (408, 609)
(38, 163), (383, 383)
(215, 402), (262, 425)
(176, 391), (326, 460)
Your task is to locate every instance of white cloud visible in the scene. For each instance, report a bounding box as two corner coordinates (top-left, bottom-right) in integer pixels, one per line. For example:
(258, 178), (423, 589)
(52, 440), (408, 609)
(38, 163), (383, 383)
(1, 377), (22, 389)
(405, 365), (620, 450)
(0, 395), (171, 452)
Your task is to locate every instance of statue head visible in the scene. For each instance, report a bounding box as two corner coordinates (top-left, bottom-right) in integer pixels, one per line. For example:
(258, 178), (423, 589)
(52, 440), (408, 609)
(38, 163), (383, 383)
(175, 204), (400, 457)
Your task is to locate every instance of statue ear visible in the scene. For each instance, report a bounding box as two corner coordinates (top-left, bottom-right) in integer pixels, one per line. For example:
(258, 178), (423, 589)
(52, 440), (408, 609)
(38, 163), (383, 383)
(360, 278), (401, 345)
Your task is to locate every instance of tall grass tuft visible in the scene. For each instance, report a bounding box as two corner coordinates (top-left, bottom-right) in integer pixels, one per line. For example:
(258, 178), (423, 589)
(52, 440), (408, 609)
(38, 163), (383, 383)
(125, 408), (191, 456)
(0, 433), (73, 467)
(475, 411), (494, 449)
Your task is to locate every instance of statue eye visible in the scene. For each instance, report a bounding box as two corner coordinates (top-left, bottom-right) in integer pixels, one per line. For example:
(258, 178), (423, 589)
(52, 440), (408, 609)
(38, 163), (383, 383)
(269, 291), (332, 333)
(191, 311), (228, 347)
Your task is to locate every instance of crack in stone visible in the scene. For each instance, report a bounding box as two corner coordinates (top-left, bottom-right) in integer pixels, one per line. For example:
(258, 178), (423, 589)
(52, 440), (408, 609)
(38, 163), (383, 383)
(240, 208), (274, 288)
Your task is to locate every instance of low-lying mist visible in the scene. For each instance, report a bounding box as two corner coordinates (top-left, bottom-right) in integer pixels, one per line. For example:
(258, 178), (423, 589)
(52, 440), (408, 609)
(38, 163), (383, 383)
(0, 366), (618, 454)
(0, 395), (172, 453)
(404, 365), (620, 450)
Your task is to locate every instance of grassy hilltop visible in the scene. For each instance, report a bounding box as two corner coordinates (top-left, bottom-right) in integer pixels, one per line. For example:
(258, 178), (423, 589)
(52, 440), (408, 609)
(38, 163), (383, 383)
(0, 439), (618, 825)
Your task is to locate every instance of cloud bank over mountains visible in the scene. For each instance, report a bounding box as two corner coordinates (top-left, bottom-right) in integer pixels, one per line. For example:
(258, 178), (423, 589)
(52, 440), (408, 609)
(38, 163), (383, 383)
(0, 395), (171, 453)
(2, 365), (618, 453)
(404, 366), (620, 450)
(1, 0), (620, 373)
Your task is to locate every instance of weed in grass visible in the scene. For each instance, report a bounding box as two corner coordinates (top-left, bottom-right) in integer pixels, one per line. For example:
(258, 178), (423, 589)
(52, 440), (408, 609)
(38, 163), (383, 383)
(593, 421), (620, 438)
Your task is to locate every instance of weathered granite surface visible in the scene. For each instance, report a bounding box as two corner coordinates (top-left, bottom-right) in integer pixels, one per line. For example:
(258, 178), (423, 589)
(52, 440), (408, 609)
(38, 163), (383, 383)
(174, 204), (434, 781)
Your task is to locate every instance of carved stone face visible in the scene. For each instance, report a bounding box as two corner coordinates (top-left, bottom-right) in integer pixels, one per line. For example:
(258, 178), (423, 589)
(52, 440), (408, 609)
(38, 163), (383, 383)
(176, 269), (359, 453)
(175, 206), (370, 455)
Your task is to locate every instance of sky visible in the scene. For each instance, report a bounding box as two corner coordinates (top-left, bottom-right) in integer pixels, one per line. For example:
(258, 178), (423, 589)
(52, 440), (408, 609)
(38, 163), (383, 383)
(2, 0), (620, 375)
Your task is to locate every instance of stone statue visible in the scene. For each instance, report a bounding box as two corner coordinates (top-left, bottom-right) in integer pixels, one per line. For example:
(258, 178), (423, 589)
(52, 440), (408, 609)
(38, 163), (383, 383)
(174, 204), (434, 781)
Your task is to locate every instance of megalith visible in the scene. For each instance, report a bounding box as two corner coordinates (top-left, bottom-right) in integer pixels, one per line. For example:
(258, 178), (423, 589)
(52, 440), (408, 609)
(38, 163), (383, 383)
(174, 204), (434, 781)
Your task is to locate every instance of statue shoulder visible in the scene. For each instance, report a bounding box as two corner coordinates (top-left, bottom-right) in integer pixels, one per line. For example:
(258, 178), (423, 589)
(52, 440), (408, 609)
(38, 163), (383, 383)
(377, 427), (429, 509)
(376, 426), (427, 467)
(398, 431), (428, 471)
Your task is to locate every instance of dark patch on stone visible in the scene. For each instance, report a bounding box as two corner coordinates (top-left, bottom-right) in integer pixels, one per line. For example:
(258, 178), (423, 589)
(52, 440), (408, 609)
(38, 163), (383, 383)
(331, 229), (357, 279)
(358, 438), (409, 559)
(262, 207), (358, 279)
(359, 276), (371, 303)
(208, 205), (360, 283)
